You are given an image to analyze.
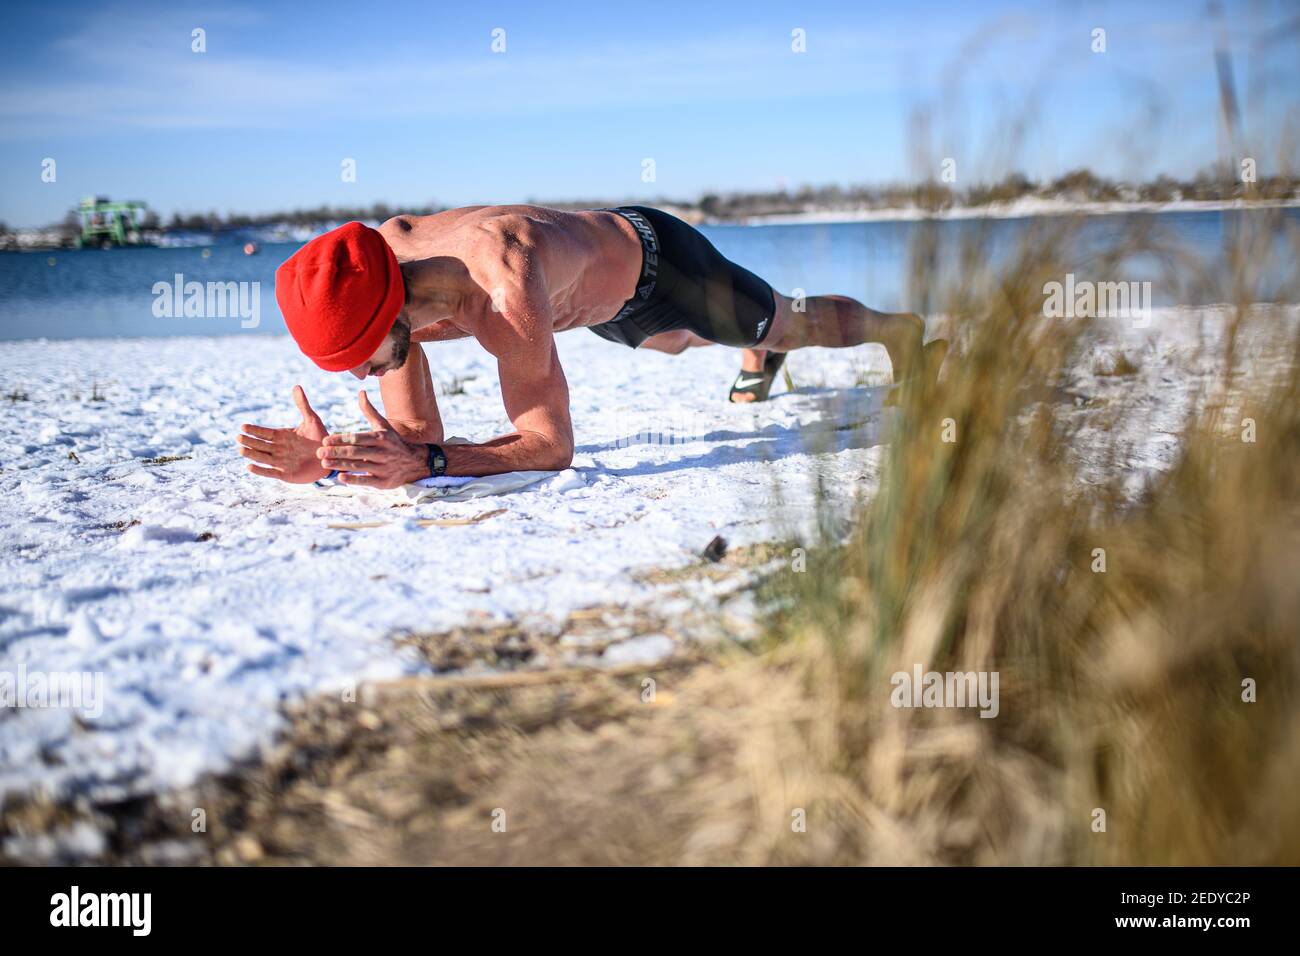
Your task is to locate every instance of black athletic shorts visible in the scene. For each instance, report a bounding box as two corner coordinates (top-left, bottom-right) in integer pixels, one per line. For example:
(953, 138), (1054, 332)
(589, 206), (776, 349)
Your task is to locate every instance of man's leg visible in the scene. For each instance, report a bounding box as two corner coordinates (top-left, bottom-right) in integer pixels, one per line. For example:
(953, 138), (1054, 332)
(637, 293), (926, 402)
(767, 293), (922, 367)
(639, 329), (713, 355)
(732, 293), (924, 399)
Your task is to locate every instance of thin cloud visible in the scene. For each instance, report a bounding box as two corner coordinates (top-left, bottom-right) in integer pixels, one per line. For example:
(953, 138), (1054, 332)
(0, 5), (1036, 137)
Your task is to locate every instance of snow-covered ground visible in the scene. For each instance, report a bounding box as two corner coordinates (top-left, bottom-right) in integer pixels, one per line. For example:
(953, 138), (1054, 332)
(0, 329), (896, 804)
(0, 307), (1289, 806)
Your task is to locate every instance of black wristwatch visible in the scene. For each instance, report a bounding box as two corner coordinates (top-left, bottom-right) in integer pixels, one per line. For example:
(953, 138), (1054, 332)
(425, 443), (448, 478)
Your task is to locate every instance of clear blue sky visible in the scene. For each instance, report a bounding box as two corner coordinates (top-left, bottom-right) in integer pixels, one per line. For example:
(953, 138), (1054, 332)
(1, 0), (1296, 226)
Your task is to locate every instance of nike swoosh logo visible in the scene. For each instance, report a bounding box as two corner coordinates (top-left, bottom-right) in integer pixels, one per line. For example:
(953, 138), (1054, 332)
(734, 376), (766, 389)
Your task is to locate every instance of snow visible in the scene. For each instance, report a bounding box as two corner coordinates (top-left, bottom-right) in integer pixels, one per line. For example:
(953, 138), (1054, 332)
(0, 328), (891, 803)
(1, 306), (1291, 805)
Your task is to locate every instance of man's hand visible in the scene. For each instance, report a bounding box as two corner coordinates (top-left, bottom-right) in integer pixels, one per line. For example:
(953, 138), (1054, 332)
(318, 391), (431, 489)
(238, 385), (330, 483)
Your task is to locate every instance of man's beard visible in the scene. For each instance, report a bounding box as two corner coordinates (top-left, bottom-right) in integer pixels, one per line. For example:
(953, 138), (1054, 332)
(387, 316), (412, 370)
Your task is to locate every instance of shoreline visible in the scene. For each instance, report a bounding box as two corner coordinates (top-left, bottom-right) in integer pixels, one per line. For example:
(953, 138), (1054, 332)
(5, 198), (1298, 251)
(723, 196), (1300, 226)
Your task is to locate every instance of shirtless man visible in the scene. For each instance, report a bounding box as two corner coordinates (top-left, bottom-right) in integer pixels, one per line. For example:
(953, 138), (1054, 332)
(238, 205), (926, 488)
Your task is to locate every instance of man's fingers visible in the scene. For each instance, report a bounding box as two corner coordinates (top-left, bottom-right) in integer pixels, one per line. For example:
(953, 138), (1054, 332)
(357, 390), (391, 431)
(246, 463), (283, 479)
(320, 445), (379, 463)
(322, 431), (384, 448)
(293, 385), (324, 426)
(238, 442), (277, 466)
(240, 424), (284, 442)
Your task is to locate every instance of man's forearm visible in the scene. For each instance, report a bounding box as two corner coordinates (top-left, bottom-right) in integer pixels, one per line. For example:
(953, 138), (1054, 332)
(442, 431), (573, 476)
(378, 344), (445, 444)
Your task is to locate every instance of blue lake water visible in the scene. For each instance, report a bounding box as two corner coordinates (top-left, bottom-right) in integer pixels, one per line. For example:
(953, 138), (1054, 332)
(1, 209), (1294, 342)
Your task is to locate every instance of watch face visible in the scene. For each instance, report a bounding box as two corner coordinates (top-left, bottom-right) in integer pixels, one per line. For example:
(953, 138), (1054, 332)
(428, 444), (447, 477)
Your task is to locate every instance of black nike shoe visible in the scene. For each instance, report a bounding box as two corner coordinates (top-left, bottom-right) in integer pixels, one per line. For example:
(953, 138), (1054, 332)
(728, 351), (788, 403)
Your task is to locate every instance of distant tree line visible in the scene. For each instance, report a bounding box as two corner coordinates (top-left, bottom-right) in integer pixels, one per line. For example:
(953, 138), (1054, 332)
(7, 168), (1294, 250)
(679, 165), (1297, 220)
(156, 201), (446, 234)
(150, 167), (1293, 230)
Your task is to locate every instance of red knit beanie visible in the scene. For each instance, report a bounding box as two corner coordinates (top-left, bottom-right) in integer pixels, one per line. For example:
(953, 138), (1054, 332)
(274, 222), (405, 371)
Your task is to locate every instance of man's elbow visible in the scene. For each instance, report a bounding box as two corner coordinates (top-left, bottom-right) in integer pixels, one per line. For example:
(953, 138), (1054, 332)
(534, 434), (573, 471)
(540, 445), (574, 471)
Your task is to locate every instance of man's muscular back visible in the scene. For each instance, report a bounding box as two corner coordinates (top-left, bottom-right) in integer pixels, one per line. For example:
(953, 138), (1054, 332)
(376, 205), (643, 347)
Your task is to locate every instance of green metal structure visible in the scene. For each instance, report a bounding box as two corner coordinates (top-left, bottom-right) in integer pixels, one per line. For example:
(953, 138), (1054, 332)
(77, 196), (148, 248)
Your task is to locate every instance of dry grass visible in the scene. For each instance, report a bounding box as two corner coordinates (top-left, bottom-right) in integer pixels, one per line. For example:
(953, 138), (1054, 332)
(749, 213), (1300, 866)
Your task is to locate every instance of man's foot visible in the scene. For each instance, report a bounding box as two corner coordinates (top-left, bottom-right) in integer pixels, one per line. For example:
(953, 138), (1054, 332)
(729, 351), (787, 403)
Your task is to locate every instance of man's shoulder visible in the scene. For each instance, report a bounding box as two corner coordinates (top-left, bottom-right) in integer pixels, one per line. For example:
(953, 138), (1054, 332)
(462, 207), (575, 267)
(380, 205), (567, 245)
(377, 207), (481, 240)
